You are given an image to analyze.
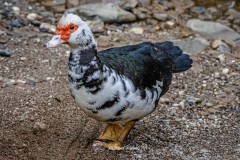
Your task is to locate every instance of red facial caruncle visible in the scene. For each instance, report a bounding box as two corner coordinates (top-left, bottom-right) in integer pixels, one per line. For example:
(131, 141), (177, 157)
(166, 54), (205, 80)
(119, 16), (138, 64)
(55, 23), (79, 42)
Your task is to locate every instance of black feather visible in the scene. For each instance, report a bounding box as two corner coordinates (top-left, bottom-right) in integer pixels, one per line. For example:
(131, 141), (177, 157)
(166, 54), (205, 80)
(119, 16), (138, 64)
(98, 41), (192, 96)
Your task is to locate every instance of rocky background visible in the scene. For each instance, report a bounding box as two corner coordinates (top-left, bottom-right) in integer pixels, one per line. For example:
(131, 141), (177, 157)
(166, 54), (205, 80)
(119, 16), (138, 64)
(0, 0), (240, 159)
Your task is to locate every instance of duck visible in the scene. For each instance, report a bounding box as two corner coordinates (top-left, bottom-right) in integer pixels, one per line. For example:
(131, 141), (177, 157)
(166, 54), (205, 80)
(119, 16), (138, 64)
(44, 12), (193, 150)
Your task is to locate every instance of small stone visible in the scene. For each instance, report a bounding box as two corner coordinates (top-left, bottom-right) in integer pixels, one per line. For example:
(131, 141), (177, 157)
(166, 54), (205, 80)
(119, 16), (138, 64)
(217, 54), (225, 63)
(121, 0), (138, 11)
(27, 13), (38, 21)
(184, 96), (202, 108)
(0, 30), (6, 36)
(153, 13), (168, 21)
(159, 98), (170, 103)
(211, 40), (224, 49)
(129, 27), (144, 34)
(166, 21), (175, 27)
(214, 72), (220, 78)
(50, 59), (57, 68)
(9, 19), (22, 28)
(33, 122), (47, 133)
(206, 102), (213, 107)
(191, 6), (207, 14)
(5, 79), (17, 85)
(217, 45), (231, 53)
(40, 23), (56, 33)
(133, 9), (147, 20)
(12, 6), (20, 14)
(16, 79), (27, 84)
(222, 68), (229, 74)
(178, 90), (185, 95)
(136, 12), (147, 20)
(0, 49), (12, 57)
(200, 148), (209, 153)
(20, 57), (26, 61)
(211, 40), (231, 52)
(65, 51), (70, 57)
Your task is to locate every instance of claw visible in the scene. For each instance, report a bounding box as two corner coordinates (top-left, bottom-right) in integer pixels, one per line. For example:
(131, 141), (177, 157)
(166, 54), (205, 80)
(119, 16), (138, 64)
(95, 121), (135, 150)
(94, 141), (122, 150)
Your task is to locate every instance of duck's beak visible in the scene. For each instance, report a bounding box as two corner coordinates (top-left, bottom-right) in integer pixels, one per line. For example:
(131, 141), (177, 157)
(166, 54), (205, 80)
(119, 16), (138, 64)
(44, 35), (65, 48)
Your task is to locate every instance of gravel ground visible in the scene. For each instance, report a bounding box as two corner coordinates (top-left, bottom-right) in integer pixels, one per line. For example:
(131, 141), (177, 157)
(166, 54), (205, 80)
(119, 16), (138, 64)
(0, 0), (240, 160)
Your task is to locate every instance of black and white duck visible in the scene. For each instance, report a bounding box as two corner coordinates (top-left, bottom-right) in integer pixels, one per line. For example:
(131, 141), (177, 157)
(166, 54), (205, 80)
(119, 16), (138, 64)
(45, 12), (193, 150)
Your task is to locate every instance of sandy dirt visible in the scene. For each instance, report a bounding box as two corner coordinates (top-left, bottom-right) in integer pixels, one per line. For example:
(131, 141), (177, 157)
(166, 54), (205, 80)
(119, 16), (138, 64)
(0, 1), (240, 160)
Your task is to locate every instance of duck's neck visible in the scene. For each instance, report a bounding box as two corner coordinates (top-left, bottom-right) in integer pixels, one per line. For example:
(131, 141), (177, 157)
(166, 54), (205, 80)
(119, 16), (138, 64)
(68, 45), (103, 87)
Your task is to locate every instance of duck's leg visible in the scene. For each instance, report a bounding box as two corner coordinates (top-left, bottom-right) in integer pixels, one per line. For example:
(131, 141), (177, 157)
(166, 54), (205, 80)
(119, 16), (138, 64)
(95, 121), (136, 150)
(97, 123), (124, 143)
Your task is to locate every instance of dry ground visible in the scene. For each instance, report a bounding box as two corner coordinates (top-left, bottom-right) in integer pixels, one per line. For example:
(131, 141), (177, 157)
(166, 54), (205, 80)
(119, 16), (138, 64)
(0, 2), (240, 160)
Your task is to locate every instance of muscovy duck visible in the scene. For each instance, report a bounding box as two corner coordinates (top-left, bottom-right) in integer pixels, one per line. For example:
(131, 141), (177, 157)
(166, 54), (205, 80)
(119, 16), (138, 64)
(45, 13), (193, 150)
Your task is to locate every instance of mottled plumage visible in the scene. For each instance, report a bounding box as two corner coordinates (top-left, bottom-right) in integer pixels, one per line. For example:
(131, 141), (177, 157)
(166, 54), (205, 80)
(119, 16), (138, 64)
(67, 41), (192, 124)
(45, 13), (193, 150)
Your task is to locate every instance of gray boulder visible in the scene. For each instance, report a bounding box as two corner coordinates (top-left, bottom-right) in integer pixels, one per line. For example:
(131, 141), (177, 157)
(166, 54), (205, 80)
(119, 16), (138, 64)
(187, 19), (240, 44)
(67, 3), (136, 23)
(171, 38), (210, 55)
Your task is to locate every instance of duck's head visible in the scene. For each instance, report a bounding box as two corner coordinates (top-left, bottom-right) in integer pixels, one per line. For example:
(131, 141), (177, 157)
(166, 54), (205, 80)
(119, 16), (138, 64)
(45, 12), (96, 49)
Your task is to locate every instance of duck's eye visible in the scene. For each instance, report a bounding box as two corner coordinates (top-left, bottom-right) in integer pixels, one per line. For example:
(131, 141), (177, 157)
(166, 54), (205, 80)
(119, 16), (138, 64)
(70, 25), (75, 30)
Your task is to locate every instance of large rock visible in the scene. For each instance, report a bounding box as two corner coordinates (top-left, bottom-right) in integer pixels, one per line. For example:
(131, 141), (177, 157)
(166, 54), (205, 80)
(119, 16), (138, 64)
(186, 19), (240, 45)
(67, 3), (136, 23)
(170, 38), (210, 55)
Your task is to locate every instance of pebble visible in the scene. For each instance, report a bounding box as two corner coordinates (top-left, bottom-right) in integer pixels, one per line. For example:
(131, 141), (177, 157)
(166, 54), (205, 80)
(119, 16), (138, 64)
(40, 23), (56, 33)
(5, 79), (17, 85)
(214, 72), (220, 78)
(129, 27), (144, 34)
(222, 68), (229, 74)
(166, 21), (175, 27)
(121, 0), (138, 11)
(184, 96), (202, 108)
(16, 79), (27, 84)
(211, 40), (232, 52)
(33, 122), (47, 133)
(211, 40), (224, 49)
(206, 102), (213, 107)
(153, 13), (168, 21)
(12, 6), (20, 14)
(159, 97), (170, 103)
(65, 51), (70, 57)
(136, 12), (147, 20)
(9, 19), (22, 28)
(191, 6), (207, 14)
(133, 9), (147, 20)
(178, 90), (185, 95)
(217, 45), (231, 53)
(217, 54), (225, 63)
(0, 30), (5, 36)
(20, 57), (26, 61)
(0, 49), (12, 57)
(27, 13), (38, 21)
